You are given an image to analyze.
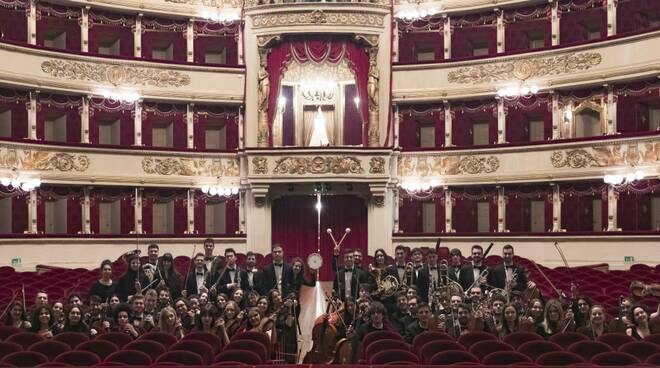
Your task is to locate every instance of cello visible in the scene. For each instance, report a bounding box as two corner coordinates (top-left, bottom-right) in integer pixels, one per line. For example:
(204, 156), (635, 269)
(303, 295), (342, 363)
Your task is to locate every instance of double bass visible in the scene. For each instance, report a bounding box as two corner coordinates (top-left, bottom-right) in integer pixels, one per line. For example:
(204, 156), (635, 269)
(303, 296), (342, 364)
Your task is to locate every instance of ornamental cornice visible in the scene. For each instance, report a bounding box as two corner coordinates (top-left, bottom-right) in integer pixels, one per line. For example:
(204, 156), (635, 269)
(0, 146), (90, 172)
(142, 157), (240, 176)
(42, 60), (191, 88)
(447, 52), (602, 84)
(551, 142), (660, 169)
(250, 9), (385, 29)
(398, 154), (500, 177)
(272, 156), (364, 175)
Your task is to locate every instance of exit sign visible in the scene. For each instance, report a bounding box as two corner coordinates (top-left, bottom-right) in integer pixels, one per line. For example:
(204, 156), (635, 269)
(624, 256), (635, 263)
(11, 258), (21, 267)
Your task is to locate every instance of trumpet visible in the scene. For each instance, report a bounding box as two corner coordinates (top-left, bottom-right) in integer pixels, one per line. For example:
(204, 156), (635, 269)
(466, 269), (489, 295)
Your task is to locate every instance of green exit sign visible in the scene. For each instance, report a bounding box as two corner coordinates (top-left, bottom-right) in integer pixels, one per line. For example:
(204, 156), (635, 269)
(624, 256), (635, 263)
(11, 258), (21, 267)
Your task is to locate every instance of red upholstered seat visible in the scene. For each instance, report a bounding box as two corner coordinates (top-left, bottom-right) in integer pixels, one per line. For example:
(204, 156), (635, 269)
(502, 331), (544, 348)
(567, 340), (613, 361)
(645, 352), (660, 365)
(6, 332), (44, 349)
(468, 340), (514, 360)
(643, 334), (660, 346)
(619, 341), (660, 361)
(52, 351), (101, 366)
(183, 332), (223, 354)
(138, 332), (178, 349)
(223, 339), (268, 363)
(549, 331), (589, 349)
(535, 351), (585, 366)
(365, 339), (410, 360)
(212, 361), (248, 366)
(0, 342), (22, 360)
(590, 351), (641, 365)
(51, 332), (88, 349)
(124, 340), (166, 361)
(429, 350), (480, 365)
(2, 351), (49, 367)
(597, 332), (636, 349)
(481, 351), (533, 365)
(34, 362), (72, 367)
(230, 332), (270, 356)
(368, 349), (419, 364)
(457, 331), (498, 349)
(75, 340), (118, 361)
(27, 340), (71, 361)
(95, 332), (134, 348)
(362, 330), (403, 355)
(419, 340), (465, 363)
(412, 331), (454, 354)
(156, 350), (204, 366)
(170, 340), (215, 365)
(215, 349), (263, 365)
(0, 327), (20, 341)
(104, 350), (153, 366)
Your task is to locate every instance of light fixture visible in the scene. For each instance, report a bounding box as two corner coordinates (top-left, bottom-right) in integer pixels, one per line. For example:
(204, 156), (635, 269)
(97, 89), (140, 103)
(354, 96), (360, 108)
(400, 178), (441, 199)
(604, 170), (645, 187)
(497, 84), (539, 98)
(395, 0), (440, 21)
(300, 79), (337, 102)
(0, 174), (41, 192)
(201, 10), (240, 23)
(308, 106), (330, 147)
(200, 185), (239, 197)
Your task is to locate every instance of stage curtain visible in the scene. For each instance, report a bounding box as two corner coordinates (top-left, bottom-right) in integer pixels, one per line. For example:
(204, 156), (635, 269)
(88, 9), (134, 57)
(559, 0), (607, 45)
(617, 92), (657, 133)
(505, 93), (553, 143)
(504, 4), (552, 53)
(271, 195), (368, 281)
(89, 98), (135, 146)
(89, 187), (135, 234)
(452, 100), (497, 146)
(36, 2), (81, 51)
(141, 17), (187, 62)
(193, 21), (239, 65)
(343, 84), (362, 145)
(0, 89), (28, 139)
(617, 0), (660, 34)
(560, 182), (608, 231)
(193, 105), (239, 150)
(451, 12), (497, 59)
(142, 103), (186, 148)
(36, 94), (82, 143)
(0, 3), (27, 43)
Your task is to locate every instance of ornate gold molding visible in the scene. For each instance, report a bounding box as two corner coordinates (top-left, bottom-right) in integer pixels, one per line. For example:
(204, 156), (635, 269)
(273, 156), (364, 175)
(0, 147), (90, 172)
(447, 52), (602, 84)
(251, 10), (384, 28)
(164, 0), (241, 6)
(252, 156), (268, 174)
(41, 60), (191, 88)
(142, 157), (239, 177)
(369, 157), (386, 174)
(399, 155), (500, 176)
(551, 142), (660, 169)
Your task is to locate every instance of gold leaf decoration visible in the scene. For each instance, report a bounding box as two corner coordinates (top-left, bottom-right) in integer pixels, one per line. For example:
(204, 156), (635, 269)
(41, 60), (191, 88)
(447, 52), (602, 84)
(273, 156), (363, 175)
(398, 155), (500, 176)
(252, 157), (268, 174)
(550, 149), (597, 168)
(456, 156), (500, 175)
(0, 147), (89, 172)
(369, 157), (386, 174)
(552, 143), (651, 169)
(164, 0), (241, 6)
(142, 157), (239, 177)
(251, 11), (384, 28)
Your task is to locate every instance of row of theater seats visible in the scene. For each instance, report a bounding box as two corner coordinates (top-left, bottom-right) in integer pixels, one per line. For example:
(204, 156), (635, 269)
(0, 329), (271, 366)
(358, 330), (660, 366)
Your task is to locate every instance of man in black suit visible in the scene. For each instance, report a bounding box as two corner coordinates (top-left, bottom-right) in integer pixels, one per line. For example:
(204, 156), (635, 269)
(385, 245), (409, 284)
(260, 244), (294, 296)
(459, 245), (489, 292)
(211, 248), (248, 295)
(244, 251), (261, 292)
(447, 248), (464, 284)
(410, 247), (429, 302)
(183, 253), (208, 297)
(203, 238), (216, 271)
(333, 250), (370, 301)
(419, 250), (442, 304)
(488, 244), (527, 292)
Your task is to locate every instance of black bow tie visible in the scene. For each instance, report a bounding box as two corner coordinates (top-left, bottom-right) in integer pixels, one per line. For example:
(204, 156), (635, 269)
(505, 265), (515, 269)
(430, 267), (437, 271)
(274, 263), (283, 267)
(397, 265), (405, 269)
(474, 266), (482, 270)
(196, 272), (204, 276)
(205, 257), (214, 261)
(345, 268), (354, 272)
(414, 265), (422, 269)
(228, 268), (236, 272)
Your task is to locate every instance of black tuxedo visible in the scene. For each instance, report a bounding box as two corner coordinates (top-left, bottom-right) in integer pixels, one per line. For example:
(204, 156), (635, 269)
(333, 267), (369, 301)
(213, 265), (249, 295)
(488, 264), (527, 291)
(459, 264), (488, 292)
(385, 264), (408, 284)
(447, 265), (463, 285)
(410, 264), (429, 301)
(243, 268), (262, 292)
(418, 265), (444, 303)
(185, 269), (208, 297)
(260, 262), (294, 296)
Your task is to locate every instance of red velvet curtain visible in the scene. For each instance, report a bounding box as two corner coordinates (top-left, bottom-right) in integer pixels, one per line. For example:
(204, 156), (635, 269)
(560, 182), (608, 231)
(271, 195), (368, 281)
(193, 191), (239, 235)
(88, 10), (134, 57)
(505, 94), (553, 143)
(559, 0), (607, 45)
(193, 21), (238, 65)
(193, 105), (239, 150)
(0, 3), (27, 43)
(36, 186), (82, 234)
(505, 185), (553, 232)
(280, 85), (295, 146)
(452, 187), (497, 232)
(399, 105), (445, 148)
(142, 103), (186, 148)
(142, 189), (187, 234)
(141, 17), (187, 62)
(36, 3), (81, 51)
(452, 100), (497, 146)
(266, 36), (369, 146)
(0, 187), (28, 234)
(451, 12), (497, 59)
(36, 95), (82, 143)
(399, 196), (422, 233)
(89, 187), (135, 234)
(89, 98), (135, 146)
(617, 0), (660, 35)
(343, 84), (362, 145)
(0, 89), (28, 138)
(617, 179), (659, 231)
(397, 17), (444, 63)
(617, 93), (657, 133)
(504, 4), (552, 53)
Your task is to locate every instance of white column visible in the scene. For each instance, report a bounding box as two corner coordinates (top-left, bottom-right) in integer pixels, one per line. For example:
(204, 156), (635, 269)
(239, 191), (246, 234)
(134, 100), (142, 145)
(607, 0), (617, 36)
(82, 187), (91, 233)
(497, 186), (506, 232)
(444, 101), (452, 146)
(607, 185), (620, 231)
(134, 14), (142, 58)
(28, 91), (37, 140)
(28, 189), (38, 233)
(27, 0), (36, 45)
(238, 107), (244, 149)
(552, 184), (562, 231)
(187, 104), (194, 149)
(187, 189), (195, 234)
(237, 25), (244, 65)
(551, 92), (561, 139)
(393, 21), (400, 63)
(394, 105), (400, 148)
(187, 19), (194, 63)
(367, 185), (394, 254)
(444, 187), (453, 232)
(606, 87), (617, 134)
(496, 9), (505, 53)
(393, 187), (400, 233)
(443, 15), (451, 59)
(551, 0), (560, 46)
(81, 6), (89, 52)
(497, 98), (506, 143)
(245, 186), (272, 253)
(134, 188), (143, 234)
(81, 96), (90, 143)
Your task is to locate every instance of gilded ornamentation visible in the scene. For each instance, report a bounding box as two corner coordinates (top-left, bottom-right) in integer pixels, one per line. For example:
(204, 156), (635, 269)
(447, 52), (602, 84)
(457, 156), (500, 175)
(142, 157), (239, 177)
(251, 11), (384, 28)
(642, 142), (660, 163)
(41, 60), (191, 88)
(164, 0), (241, 7)
(252, 157), (268, 174)
(551, 144), (647, 168)
(398, 155), (500, 176)
(0, 147), (89, 172)
(273, 156), (363, 175)
(369, 157), (385, 174)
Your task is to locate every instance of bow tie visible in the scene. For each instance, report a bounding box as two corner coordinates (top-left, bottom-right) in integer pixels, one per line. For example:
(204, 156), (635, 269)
(274, 263), (283, 267)
(397, 265), (406, 269)
(414, 265), (422, 269)
(473, 266), (482, 270)
(227, 268), (236, 272)
(345, 268), (354, 272)
(196, 272), (204, 276)
(205, 257), (214, 261)
(430, 267), (437, 271)
(505, 265), (515, 269)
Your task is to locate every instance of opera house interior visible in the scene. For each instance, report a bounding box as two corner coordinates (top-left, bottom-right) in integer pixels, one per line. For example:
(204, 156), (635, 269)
(0, 0), (659, 366)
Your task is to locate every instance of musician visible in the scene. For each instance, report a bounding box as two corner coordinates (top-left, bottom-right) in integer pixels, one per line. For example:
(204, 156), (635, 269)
(154, 253), (183, 299)
(447, 303), (472, 337)
(385, 245), (408, 284)
(203, 238), (216, 271)
(404, 302), (433, 343)
(261, 245), (294, 296)
(89, 260), (116, 303)
(419, 251), (441, 304)
(571, 295), (593, 329)
(3, 300), (31, 329)
(498, 303), (533, 336)
(608, 297), (633, 333)
(143, 243), (159, 282)
(626, 304), (659, 339)
(353, 249), (364, 269)
(333, 250), (370, 301)
(537, 298), (574, 337)
(116, 253), (150, 302)
(577, 305), (609, 339)
(459, 245), (488, 292)
(244, 251), (262, 292)
(184, 253), (209, 297)
(291, 257), (316, 296)
(389, 291), (413, 334)
(410, 248), (429, 302)
(35, 291), (49, 309)
(488, 245), (527, 292)
(448, 248), (464, 284)
(129, 295), (153, 331)
(275, 297), (299, 363)
(347, 302), (394, 362)
(212, 248), (248, 296)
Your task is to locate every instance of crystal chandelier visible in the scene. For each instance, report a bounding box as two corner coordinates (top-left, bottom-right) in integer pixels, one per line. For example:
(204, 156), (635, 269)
(201, 10), (240, 22)
(400, 179), (441, 199)
(497, 84), (540, 98)
(300, 79), (337, 102)
(604, 170), (645, 188)
(201, 185), (239, 197)
(0, 174), (41, 192)
(97, 89), (140, 103)
(395, 0), (440, 20)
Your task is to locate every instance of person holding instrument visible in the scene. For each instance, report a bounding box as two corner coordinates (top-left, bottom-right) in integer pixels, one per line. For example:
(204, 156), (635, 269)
(488, 245), (527, 292)
(460, 245), (489, 292)
(116, 253), (150, 302)
(333, 249), (369, 302)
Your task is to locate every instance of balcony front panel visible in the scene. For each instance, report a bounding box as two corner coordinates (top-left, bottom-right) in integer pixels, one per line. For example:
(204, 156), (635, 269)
(392, 31), (660, 102)
(0, 42), (244, 103)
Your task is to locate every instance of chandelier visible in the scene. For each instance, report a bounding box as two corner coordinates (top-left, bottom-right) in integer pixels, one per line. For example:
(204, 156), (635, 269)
(201, 10), (240, 23)
(98, 89), (140, 103)
(300, 79), (337, 102)
(201, 185), (239, 197)
(0, 174), (41, 192)
(400, 179), (441, 199)
(395, 0), (440, 20)
(604, 170), (645, 187)
(497, 84), (540, 98)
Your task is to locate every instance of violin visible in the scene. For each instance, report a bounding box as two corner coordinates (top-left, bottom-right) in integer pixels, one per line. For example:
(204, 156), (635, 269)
(630, 281), (660, 298)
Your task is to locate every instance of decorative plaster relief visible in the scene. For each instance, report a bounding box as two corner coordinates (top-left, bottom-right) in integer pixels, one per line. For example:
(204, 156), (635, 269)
(399, 155), (500, 177)
(41, 60), (191, 88)
(252, 157), (268, 174)
(369, 157), (386, 174)
(551, 142), (660, 169)
(273, 156), (364, 175)
(142, 157), (240, 176)
(251, 10), (384, 28)
(447, 52), (602, 84)
(165, 0), (240, 6)
(0, 147), (90, 172)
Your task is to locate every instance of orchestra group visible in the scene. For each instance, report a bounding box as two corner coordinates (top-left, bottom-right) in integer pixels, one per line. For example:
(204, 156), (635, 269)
(2, 239), (659, 363)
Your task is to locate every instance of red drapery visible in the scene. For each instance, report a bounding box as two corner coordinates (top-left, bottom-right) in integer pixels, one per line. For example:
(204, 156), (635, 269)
(397, 16), (444, 63)
(88, 9), (135, 57)
(0, 187), (28, 234)
(89, 187), (135, 234)
(617, 0), (660, 35)
(193, 21), (239, 65)
(504, 93), (553, 143)
(398, 189), (446, 233)
(505, 184), (553, 232)
(89, 98), (135, 146)
(142, 189), (187, 234)
(616, 82), (659, 133)
(37, 186), (83, 234)
(0, 2), (27, 43)
(36, 94), (82, 143)
(0, 88), (28, 139)
(559, 0), (607, 45)
(451, 187), (498, 233)
(280, 85), (295, 146)
(142, 103), (186, 148)
(504, 4), (552, 53)
(399, 105), (445, 149)
(36, 2), (81, 51)
(193, 105), (239, 150)
(560, 182), (608, 231)
(343, 84), (362, 145)
(451, 12), (498, 59)
(193, 191), (239, 235)
(141, 17), (187, 62)
(617, 179), (660, 231)
(452, 100), (498, 146)
(271, 195), (368, 281)
(266, 36), (369, 146)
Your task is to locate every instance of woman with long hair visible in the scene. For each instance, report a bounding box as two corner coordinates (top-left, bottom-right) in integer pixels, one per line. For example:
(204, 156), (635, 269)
(577, 305), (608, 339)
(626, 304), (658, 339)
(290, 257), (316, 296)
(223, 301), (243, 339)
(499, 304), (521, 337)
(154, 253), (183, 300)
(231, 288), (245, 310)
(30, 306), (54, 338)
(116, 254), (150, 302)
(527, 298), (544, 324)
(572, 295), (593, 329)
(89, 260), (115, 302)
(538, 298), (574, 337)
(2, 300), (31, 329)
(51, 301), (65, 334)
(173, 297), (194, 332)
(60, 306), (92, 335)
(256, 295), (270, 317)
(157, 306), (184, 339)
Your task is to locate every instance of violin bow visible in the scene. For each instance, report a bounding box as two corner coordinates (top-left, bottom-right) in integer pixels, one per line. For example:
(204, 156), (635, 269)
(182, 244), (197, 292)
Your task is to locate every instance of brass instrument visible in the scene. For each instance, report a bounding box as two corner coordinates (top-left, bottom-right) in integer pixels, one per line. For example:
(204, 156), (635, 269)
(372, 267), (400, 298)
(466, 269), (489, 294)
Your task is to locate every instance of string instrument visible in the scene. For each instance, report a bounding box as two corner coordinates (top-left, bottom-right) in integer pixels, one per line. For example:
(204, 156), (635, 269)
(333, 338), (357, 364)
(303, 300), (340, 363)
(630, 281), (660, 298)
